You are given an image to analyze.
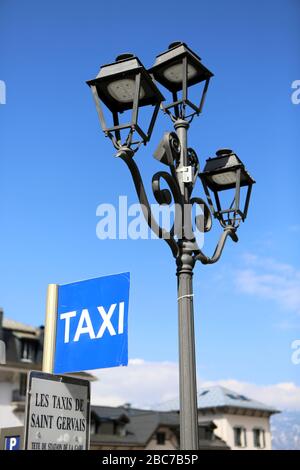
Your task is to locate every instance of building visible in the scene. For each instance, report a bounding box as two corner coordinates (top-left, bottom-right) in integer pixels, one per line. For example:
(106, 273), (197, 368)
(0, 309), (94, 429)
(0, 311), (279, 450)
(0, 311), (227, 450)
(0, 309), (44, 427)
(90, 406), (229, 450)
(197, 385), (279, 450)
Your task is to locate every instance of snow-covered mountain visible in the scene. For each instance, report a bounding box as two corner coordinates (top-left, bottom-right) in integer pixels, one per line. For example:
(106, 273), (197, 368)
(271, 411), (300, 450)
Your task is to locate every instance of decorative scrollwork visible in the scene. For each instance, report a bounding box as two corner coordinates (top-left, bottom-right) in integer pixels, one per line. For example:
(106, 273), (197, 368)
(116, 144), (239, 265)
(190, 197), (212, 233)
(152, 171), (184, 239)
(187, 148), (199, 170)
(117, 148), (182, 258)
(187, 148), (200, 189)
(152, 172), (172, 206)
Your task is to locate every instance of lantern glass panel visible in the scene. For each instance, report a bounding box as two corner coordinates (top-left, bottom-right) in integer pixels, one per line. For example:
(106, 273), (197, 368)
(107, 78), (146, 103)
(162, 62), (198, 84)
(210, 171), (237, 186)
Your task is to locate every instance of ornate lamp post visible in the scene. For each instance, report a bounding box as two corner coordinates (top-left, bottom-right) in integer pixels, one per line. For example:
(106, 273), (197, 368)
(87, 42), (255, 450)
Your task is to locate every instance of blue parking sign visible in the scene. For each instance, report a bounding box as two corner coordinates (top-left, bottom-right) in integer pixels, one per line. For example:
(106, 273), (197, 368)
(54, 272), (130, 374)
(5, 436), (21, 450)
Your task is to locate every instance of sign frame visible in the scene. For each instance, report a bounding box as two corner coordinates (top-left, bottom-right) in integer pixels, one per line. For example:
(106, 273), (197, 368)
(24, 371), (91, 450)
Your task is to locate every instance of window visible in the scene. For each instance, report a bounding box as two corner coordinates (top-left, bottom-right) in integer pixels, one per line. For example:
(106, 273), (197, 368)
(156, 432), (166, 445)
(198, 425), (213, 441)
(253, 428), (265, 448)
(114, 423), (126, 437)
(226, 393), (250, 402)
(21, 340), (36, 362)
(233, 427), (247, 448)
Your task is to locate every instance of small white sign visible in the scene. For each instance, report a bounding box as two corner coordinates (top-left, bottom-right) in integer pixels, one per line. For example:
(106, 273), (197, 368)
(24, 371), (90, 450)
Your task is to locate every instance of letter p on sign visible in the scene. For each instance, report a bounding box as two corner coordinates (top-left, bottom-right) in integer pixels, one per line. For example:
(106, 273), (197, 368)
(5, 436), (20, 450)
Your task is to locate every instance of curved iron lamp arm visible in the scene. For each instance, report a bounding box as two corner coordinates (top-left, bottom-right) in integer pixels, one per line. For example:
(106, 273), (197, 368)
(193, 226), (238, 265)
(116, 148), (182, 259)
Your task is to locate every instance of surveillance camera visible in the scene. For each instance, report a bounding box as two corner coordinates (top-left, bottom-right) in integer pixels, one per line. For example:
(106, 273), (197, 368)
(153, 132), (181, 167)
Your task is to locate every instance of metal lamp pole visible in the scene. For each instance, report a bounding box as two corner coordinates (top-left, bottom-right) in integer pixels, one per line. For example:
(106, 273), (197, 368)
(175, 118), (198, 449)
(87, 42), (255, 451)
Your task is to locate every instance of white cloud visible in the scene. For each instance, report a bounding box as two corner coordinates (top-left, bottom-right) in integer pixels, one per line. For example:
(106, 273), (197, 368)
(90, 359), (300, 411)
(235, 254), (300, 314)
(91, 359), (179, 408)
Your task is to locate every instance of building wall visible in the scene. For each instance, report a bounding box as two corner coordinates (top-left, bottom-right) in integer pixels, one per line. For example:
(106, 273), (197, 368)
(198, 413), (229, 443)
(198, 413), (272, 450)
(0, 316), (44, 430)
(0, 379), (23, 427)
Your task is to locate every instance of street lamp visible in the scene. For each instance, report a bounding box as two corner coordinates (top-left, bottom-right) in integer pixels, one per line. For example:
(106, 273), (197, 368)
(87, 43), (255, 450)
(87, 53), (164, 151)
(200, 148), (255, 230)
(149, 41), (213, 120)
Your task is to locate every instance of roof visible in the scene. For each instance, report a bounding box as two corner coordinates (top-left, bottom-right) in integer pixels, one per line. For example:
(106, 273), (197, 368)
(2, 318), (40, 334)
(152, 385), (279, 416)
(91, 405), (229, 449)
(92, 406), (130, 423)
(127, 407), (179, 426)
(91, 406), (179, 446)
(198, 386), (279, 415)
(13, 331), (39, 340)
(127, 409), (179, 443)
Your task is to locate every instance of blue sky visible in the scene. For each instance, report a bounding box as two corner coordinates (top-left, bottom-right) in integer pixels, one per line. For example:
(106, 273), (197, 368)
(0, 0), (299, 407)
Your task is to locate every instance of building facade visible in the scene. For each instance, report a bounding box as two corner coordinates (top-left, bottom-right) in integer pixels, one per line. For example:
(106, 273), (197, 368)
(0, 311), (227, 450)
(0, 309), (94, 430)
(197, 386), (279, 450)
(0, 309), (44, 428)
(0, 311), (279, 450)
(90, 406), (229, 450)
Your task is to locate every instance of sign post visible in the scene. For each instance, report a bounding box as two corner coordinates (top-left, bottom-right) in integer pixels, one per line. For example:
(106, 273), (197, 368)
(24, 371), (90, 450)
(42, 284), (58, 373)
